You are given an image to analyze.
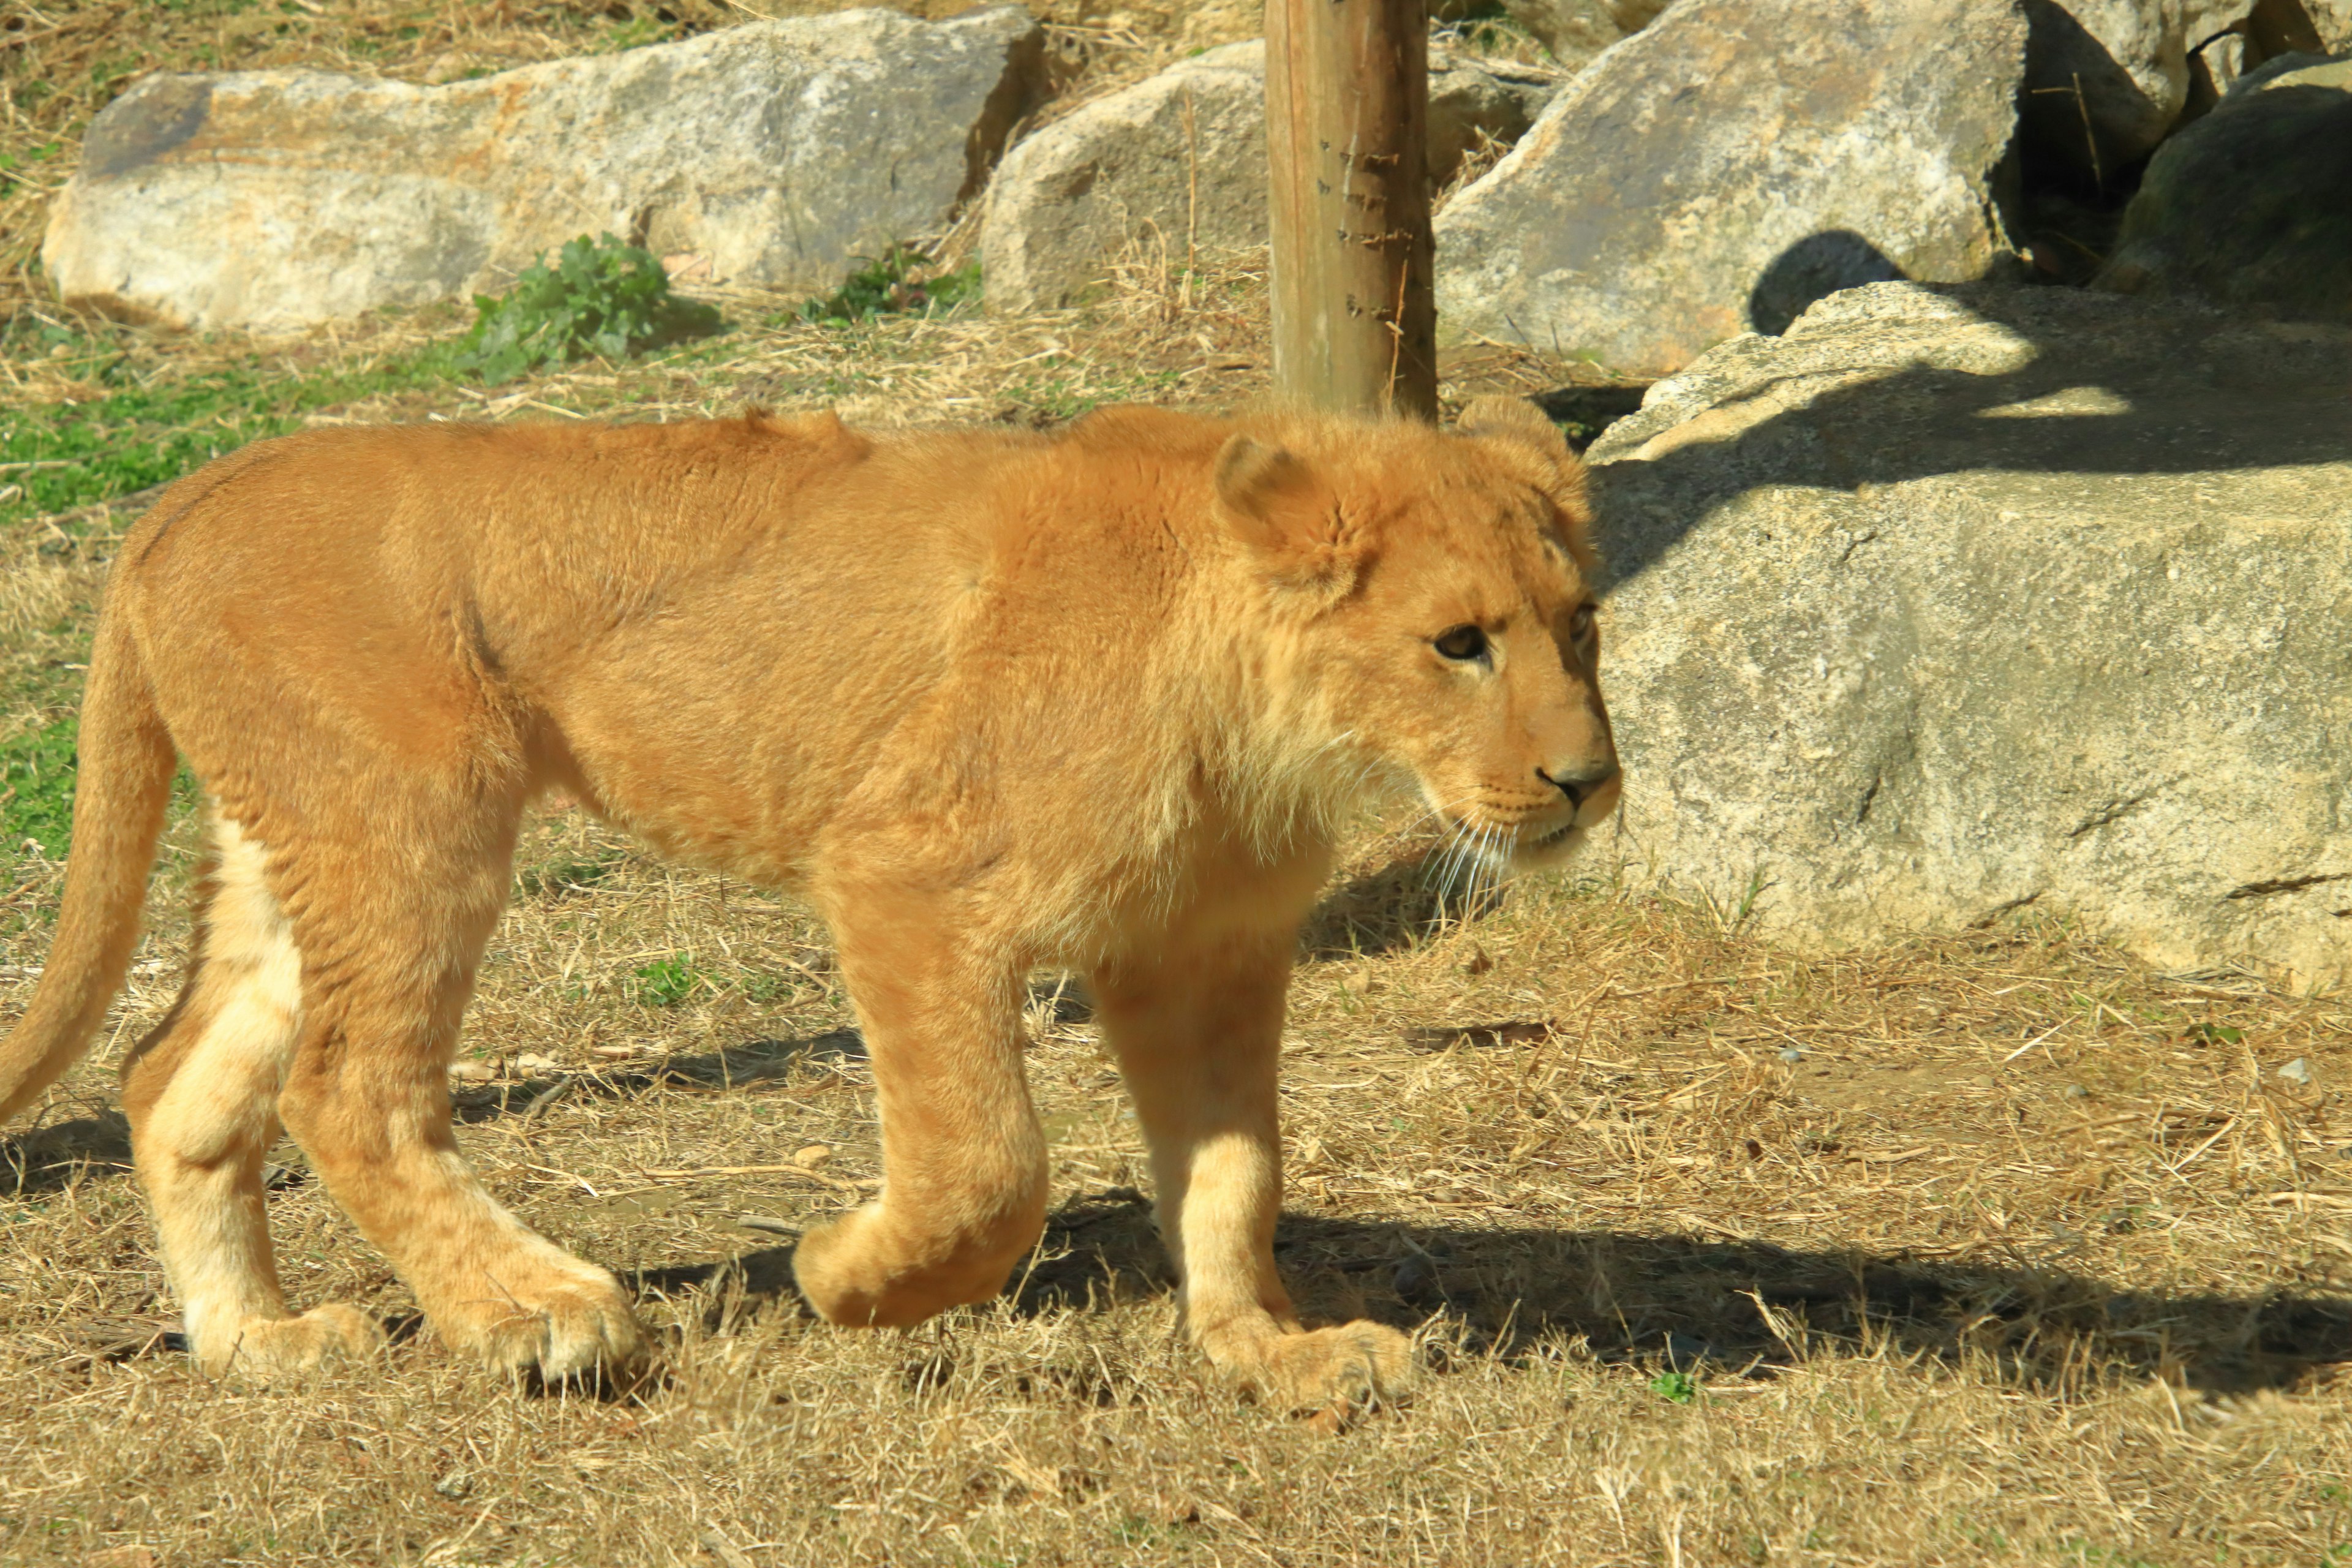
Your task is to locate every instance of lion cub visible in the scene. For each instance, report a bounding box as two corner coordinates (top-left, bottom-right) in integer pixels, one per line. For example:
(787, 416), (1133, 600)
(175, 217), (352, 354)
(0, 398), (1617, 1409)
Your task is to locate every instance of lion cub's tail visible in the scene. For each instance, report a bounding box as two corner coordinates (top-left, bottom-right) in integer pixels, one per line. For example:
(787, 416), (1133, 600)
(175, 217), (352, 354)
(0, 603), (176, 1122)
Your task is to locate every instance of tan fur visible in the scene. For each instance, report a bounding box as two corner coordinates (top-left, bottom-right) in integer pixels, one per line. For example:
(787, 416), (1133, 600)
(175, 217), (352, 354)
(0, 399), (1618, 1404)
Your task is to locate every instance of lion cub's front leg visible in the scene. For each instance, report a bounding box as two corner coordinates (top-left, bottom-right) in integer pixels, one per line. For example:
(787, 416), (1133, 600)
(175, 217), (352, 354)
(1092, 940), (1417, 1412)
(791, 924), (1049, 1327)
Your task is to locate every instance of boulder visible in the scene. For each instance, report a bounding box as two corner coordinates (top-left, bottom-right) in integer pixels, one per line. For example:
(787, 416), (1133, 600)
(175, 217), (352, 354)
(2096, 53), (2352, 320)
(1582, 281), (2352, 992)
(42, 7), (1044, 333)
(981, 40), (1557, 312)
(2021, 1), (2255, 181)
(1434, 0), (2027, 378)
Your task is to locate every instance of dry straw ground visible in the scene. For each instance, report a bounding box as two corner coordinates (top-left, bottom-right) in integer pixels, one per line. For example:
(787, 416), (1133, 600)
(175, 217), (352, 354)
(5, 4), (2352, 1566)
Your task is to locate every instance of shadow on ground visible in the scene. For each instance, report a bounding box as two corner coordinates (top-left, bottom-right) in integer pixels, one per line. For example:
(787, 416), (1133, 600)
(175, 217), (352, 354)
(633, 1184), (2352, 1398)
(2, 1107), (130, 1196)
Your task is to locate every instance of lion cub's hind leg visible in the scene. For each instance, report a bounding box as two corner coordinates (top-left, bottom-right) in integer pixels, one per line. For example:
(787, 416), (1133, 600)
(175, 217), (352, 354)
(121, 815), (384, 1381)
(271, 825), (642, 1382)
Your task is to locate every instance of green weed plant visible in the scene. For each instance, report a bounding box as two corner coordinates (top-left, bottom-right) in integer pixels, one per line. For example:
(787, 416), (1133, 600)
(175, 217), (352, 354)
(454, 233), (722, 384)
(797, 246), (979, 327)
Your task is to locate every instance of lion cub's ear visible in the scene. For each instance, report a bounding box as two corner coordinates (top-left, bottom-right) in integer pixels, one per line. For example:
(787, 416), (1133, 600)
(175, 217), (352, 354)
(1458, 396), (1588, 505)
(1213, 435), (1354, 589)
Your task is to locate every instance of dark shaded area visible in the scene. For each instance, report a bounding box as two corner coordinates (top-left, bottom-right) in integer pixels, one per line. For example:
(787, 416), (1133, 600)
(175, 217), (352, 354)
(445, 1027), (867, 1127)
(1528, 384), (1649, 453)
(2018, 0), (2159, 204)
(1298, 843), (1510, 960)
(1, 1109), (130, 1196)
(634, 1186), (2352, 1397)
(1746, 230), (1906, 337)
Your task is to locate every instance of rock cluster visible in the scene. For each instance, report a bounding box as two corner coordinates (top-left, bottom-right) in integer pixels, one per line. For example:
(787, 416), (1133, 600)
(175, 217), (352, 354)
(37, 0), (2352, 350)
(1434, 0), (2029, 377)
(1585, 282), (2352, 989)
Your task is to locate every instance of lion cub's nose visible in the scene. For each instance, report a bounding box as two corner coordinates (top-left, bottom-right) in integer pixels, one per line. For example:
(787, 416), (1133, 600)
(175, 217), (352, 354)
(1537, 761), (1621, 812)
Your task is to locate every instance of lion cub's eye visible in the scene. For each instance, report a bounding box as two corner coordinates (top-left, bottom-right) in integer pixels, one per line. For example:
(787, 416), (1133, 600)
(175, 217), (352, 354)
(1569, 603), (1597, 640)
(1433, 625), (1490, 663)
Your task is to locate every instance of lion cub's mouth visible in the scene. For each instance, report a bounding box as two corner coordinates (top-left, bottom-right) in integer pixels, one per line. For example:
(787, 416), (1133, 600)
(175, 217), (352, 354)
(1525, 820), (1580, 851)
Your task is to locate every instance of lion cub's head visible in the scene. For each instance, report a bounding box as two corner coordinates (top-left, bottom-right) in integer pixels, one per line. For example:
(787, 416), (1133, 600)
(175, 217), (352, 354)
(1213, 397), (1621, 873)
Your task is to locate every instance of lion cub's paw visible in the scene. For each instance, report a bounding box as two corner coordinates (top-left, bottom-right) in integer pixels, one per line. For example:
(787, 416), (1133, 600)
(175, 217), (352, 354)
(1245, 1320), (1419, 1415)
(456, 1270), (644, 1382)
(206, 1303), (387, 1383)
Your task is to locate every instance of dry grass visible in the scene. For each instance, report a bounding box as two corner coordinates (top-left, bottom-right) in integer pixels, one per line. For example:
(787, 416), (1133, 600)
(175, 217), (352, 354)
(5, 804), (2352, 1566)
(4, 6), (2351, 1566)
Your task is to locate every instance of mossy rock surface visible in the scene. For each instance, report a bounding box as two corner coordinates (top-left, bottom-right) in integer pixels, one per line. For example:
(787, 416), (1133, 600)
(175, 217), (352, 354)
(2098, 55), (2352, 323)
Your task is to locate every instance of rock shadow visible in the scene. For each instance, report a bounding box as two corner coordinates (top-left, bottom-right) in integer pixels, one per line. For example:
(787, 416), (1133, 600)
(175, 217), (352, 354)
(1583, 276), (2352, 589)
(1747, 230), (1909, 336)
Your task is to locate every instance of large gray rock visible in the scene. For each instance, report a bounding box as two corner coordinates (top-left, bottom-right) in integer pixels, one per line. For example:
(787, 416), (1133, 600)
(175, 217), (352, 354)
(2021, 1), (2255, 180)
(981, 41), (1557, 313)
(43, 7), (1043, 333)
(1436, 0), (2027, 377)
(1583, 281), (2352, 992)
(2097, 54), (2352, 321)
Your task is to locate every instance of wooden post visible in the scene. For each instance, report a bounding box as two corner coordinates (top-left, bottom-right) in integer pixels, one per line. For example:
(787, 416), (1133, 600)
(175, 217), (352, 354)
(1265, 0), (1437, 421)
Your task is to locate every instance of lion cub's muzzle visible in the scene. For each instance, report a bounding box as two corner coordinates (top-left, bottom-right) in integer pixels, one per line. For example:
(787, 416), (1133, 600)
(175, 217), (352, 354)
(1515, 758), (1622, 859)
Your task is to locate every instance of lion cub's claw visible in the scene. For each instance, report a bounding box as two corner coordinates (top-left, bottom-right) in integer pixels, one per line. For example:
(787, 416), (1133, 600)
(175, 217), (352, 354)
(205, 1303), (386, 1383)
(457, 1273), (645, 1382)
(1232, 1320), (1420, 1416)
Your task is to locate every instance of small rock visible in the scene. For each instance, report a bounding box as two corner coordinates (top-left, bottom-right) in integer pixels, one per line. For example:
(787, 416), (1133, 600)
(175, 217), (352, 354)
(447, 1060), (498, 1084)
(2064, 1084), (2092, 1099)
(514, 1052), (560, 1077)
(1778, 1047), (1806, 1065)
(2278, 1057), (2315, 1085)
(791, 1144), (832, 1170)
(1392, 1254), (1438, 1300)
(434, 1470), (472, 1499)
(1663, 1332), (1717, 1368)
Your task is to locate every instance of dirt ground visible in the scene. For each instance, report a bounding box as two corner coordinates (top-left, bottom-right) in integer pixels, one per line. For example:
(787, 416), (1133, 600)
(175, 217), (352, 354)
(4, 4), (2352, 1566)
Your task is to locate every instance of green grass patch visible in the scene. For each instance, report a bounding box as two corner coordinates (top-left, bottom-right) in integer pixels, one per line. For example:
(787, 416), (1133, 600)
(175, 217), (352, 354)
(516, 851), (628, 899)
(0, 715), (202, 862)
(0, 717), (80, 859)
(1647, 1370), (1699, 1404)
(0, 318), (450, 526)
(630, 954), (704, 1009)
